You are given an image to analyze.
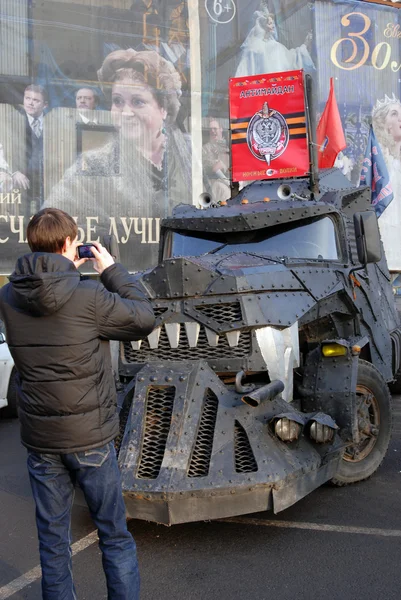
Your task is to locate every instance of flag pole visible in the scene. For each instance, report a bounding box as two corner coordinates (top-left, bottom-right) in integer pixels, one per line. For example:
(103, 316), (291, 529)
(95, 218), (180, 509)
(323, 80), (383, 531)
(305, 73), (319, 197)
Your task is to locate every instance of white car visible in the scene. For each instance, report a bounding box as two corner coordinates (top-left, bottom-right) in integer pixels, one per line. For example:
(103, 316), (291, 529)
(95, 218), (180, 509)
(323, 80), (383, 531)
(0, 333), (18, 418)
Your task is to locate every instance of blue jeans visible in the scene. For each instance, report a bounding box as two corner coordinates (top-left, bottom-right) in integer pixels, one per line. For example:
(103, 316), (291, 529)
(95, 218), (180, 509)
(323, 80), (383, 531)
(27, 442), (139, 600)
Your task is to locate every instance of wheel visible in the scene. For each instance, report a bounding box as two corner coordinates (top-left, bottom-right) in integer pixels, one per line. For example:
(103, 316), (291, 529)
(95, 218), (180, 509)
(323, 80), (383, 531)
(2, 368), (18, 419)
(331, 360), (392, 486)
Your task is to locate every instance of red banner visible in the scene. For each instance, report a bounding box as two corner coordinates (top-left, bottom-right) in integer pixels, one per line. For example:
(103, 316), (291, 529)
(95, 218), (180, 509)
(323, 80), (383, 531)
(229, 70), (309, 182)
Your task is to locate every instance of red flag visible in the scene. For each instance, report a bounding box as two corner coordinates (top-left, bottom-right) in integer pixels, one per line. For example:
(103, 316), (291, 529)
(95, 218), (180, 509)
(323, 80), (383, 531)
(316, 78), (346, 169)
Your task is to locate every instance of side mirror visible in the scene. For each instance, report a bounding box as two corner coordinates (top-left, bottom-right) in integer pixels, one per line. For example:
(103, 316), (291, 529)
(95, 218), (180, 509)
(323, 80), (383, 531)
(0, 333), (6, 344)
(354, 211), (382, 265)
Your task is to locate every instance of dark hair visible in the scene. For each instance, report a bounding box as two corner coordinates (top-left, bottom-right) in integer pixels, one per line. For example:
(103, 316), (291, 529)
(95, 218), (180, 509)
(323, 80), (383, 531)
(24, 84), (48, 103)
(27, 208), (78, 253)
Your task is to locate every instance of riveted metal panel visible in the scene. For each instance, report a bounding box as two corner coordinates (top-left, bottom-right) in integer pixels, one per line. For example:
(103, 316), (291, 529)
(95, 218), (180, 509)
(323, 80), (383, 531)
(300, 347), (359, 442)
(164, 200), (339, 236)
(292, 268), (342, 302)
(206, 267), (304, 296)
(350, 263), (395, 381)
(118, 362), (343, 524)
(341, 186), (372, 217)
(143, 259), (221, 299)
(244, 291), (312, 328)
(299, 291), (356, 342)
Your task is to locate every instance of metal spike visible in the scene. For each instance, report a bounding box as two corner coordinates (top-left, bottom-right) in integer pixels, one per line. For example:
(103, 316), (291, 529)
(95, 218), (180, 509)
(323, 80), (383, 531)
(226, 331), (240, 347)
(205, 327), (219, 347)
(185, 322), (200, 347)
(147, 327), (161, 349)
(165, 323), (180, 348)
(130, 340), (142, 351)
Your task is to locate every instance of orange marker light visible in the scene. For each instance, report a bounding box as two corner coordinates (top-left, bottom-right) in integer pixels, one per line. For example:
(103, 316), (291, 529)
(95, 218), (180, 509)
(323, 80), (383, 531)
(241, 198), (249, 205)
(263, 197), (270, 202)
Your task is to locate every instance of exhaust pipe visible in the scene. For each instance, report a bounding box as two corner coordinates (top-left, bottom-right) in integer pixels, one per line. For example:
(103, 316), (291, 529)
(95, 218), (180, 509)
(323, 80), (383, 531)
(242, 379), (285, 407)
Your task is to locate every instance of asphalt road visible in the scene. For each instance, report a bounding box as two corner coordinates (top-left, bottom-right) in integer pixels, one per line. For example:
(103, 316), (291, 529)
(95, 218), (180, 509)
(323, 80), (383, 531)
(0, 397), (400, 600)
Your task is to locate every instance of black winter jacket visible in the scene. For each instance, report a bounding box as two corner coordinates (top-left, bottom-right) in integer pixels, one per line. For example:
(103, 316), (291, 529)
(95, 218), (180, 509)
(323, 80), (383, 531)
(0, 253), (155, 453)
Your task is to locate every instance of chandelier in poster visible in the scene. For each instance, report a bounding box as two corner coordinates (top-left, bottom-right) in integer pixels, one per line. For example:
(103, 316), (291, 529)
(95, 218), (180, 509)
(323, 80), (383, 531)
(229, 70), (309, 182)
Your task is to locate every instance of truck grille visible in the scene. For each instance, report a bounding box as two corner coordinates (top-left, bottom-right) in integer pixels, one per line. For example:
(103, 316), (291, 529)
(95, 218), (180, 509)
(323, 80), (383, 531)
(234, 421), (258, 473)
(194, 301), (242, 322)
(123, 325), (251, 362)
(154, 307), (168, 318)
(188, 389), (218, 478)
(137, 386), (175, 479)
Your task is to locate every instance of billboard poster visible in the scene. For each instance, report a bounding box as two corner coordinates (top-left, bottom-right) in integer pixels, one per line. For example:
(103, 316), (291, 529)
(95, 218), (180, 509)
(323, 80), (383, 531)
(314, 0), (401, 271)
(229, 70), (308, 182)
(199, 0), (315, 202)
(199, 0), (401, 273)
(1, 1), (401, 275)
(0, 0), (192, 273)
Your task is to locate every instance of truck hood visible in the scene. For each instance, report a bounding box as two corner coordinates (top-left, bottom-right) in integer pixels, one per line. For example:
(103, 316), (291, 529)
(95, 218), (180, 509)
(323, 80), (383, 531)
(141, 254), (342, 309)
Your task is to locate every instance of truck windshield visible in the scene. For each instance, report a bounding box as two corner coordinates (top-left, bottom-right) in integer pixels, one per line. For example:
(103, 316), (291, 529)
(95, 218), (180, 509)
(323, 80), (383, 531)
(168, 216), (339, 261)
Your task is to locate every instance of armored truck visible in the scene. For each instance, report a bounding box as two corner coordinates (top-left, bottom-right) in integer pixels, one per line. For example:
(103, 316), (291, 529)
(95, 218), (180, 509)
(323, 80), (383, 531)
(115, 168), (399, 525)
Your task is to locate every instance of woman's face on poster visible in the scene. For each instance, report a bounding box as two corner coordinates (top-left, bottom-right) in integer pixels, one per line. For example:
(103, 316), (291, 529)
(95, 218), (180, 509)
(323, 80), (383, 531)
(111, 77), (167, 142)
(385, 103), (401, 143)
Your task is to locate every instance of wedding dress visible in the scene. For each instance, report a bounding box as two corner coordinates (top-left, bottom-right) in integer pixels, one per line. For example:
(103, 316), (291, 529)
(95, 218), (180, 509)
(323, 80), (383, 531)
(235, 10), (315, 78)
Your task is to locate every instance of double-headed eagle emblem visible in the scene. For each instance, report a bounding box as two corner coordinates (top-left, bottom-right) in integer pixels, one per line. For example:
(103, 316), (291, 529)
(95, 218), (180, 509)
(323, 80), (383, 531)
(247, 102), (289, 166)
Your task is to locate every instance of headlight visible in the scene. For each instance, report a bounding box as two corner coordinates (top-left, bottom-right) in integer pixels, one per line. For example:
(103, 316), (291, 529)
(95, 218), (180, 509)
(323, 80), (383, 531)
(274, 418), (301, 442)
(309, 421), (335, 443)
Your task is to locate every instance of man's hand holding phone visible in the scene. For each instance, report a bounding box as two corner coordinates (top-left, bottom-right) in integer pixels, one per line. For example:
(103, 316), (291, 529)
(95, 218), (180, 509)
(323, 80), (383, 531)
(76, 242), (115, 274)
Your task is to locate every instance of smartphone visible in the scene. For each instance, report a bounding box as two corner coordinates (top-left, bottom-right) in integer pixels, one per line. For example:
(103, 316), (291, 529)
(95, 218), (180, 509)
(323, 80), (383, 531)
(77, 243), (95, 259)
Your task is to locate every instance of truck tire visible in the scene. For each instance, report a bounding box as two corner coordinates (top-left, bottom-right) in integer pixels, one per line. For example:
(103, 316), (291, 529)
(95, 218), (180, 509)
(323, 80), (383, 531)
(2, 368), (18, 419)
(331, 360), (392, 486)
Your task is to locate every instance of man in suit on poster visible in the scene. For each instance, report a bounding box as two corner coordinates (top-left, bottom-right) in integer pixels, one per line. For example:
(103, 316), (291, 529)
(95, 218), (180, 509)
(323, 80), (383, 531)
(13, 84), (48, 214)
(75, 87), (99, 124)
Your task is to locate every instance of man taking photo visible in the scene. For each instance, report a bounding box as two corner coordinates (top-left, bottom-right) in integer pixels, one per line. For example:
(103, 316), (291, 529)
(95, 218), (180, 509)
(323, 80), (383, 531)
(0, 208), (155, 599)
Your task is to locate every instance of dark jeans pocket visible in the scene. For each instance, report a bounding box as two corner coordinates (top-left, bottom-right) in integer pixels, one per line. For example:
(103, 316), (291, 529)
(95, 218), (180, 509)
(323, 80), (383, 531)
(74, 443), (111, 467)
(27, 451), (60, 474)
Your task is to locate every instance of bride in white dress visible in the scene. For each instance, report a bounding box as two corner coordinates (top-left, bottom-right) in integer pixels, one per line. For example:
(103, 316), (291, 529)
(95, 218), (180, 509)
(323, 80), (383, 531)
(372, 94), (401, 271)
(235, 2), (314, 78)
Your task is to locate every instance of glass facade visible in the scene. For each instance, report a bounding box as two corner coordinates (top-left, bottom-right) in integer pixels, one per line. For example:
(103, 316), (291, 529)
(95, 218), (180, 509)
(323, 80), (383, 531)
(0, 0), (400, 273)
